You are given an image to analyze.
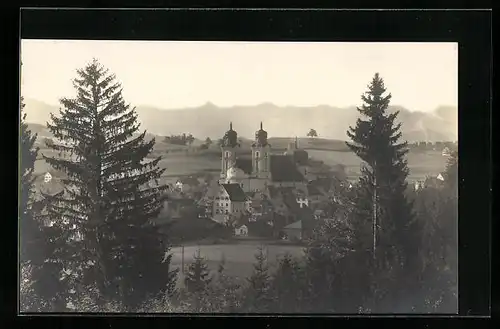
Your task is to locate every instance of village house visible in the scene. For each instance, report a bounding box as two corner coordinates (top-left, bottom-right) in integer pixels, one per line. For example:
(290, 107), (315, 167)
(212, 183), (248, 224)
(234, 224), (248, 237)
(44, 172), (52, 183)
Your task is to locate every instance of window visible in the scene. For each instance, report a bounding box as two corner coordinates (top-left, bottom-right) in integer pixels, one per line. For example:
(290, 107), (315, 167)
(226, 203), (229, 207)
(225, 210), (228, 214)
(225, 151), (230, 158)
(255, 151), (260, 157)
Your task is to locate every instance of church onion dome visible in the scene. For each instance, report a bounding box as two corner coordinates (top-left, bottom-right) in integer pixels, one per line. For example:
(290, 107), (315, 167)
(226, 166), (248, 181)
(222, 122), (239, 148)
(252, 121), (269, 147)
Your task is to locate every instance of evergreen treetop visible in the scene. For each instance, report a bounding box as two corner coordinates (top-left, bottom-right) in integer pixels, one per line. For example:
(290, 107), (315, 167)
(184, 249), (212, 294)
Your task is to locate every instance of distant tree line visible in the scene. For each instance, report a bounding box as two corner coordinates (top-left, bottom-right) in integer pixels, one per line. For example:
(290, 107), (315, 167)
(164, 133), (195, 146)
(408, 140), (458, 152)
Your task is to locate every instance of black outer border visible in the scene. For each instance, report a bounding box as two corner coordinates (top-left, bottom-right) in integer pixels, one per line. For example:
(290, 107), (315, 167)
(5, 6), (492, 327)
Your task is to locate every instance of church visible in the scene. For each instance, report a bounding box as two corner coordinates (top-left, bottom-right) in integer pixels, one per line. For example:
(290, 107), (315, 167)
(219, 122), (308, 193)
(212, 122), (310, 223)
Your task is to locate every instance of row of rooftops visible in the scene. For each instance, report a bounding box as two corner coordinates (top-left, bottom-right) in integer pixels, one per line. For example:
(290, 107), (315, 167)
(219, 175), (334, 204)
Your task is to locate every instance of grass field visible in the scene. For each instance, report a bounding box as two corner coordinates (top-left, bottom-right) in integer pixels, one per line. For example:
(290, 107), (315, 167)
(307, 149), (448, 180)
(169, 243), (306, 285)
(32, 137), (448, 182)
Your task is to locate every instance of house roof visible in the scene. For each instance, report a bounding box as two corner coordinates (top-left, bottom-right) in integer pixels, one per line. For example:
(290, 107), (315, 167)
(307, 184), (324, 196)
(283, 218), (317, 231)
(283, 220), (302, 230)
(297, 206), (314, 222)
(282, 189), (301, 213)
(270, 155), (305, 182)
(221, 184), (248, 202)
(235, 157), (253, 175)
(309, 177), (332, 190)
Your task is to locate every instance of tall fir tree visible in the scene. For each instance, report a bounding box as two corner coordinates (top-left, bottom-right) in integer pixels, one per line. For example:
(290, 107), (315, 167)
(183, 249), (212, 312)
(346, 73), (417, 309)
(242, 245), (271, 312)
(19, 97), (68, 311)
(42, 59), (177, 310)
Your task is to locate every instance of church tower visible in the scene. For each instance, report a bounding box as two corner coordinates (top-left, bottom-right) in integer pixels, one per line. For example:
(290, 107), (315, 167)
(220, 122), (239, 180)
(251, 122), (271, 179)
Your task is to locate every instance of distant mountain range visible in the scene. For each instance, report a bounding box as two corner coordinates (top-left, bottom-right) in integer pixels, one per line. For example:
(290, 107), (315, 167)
(22, 98), (457, 142)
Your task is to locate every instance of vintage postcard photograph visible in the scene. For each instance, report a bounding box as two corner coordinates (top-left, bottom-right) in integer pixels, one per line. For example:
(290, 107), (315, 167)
(19, 40), (458, 314)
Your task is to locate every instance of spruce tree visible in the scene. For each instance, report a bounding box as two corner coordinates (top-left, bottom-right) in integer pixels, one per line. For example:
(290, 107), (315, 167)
(19, 97), (68, 311)
(183, 249), (212, 311)
(269, 253), (305, 313)
(346, 73), (417, 308)
(242, 245), (271, 312)
(42, 59), (177, 310)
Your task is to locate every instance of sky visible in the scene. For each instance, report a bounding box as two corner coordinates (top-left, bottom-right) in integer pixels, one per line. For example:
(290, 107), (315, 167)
(21, 40), (457, 112)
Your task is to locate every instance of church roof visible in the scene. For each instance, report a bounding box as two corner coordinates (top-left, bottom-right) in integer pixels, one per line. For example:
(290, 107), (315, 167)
(235, 157), (253, 175)
(270, 155), (305, 182)
(292, 149), (309, 165)
(221, 184), (248, 202)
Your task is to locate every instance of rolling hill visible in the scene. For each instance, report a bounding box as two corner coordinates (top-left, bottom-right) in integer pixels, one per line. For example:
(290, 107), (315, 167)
(22, 98), (457, 143)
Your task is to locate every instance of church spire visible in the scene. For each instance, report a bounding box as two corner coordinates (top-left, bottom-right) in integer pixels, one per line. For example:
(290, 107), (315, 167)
(223, 122), (238, 148)
(253, 121), (269, 147)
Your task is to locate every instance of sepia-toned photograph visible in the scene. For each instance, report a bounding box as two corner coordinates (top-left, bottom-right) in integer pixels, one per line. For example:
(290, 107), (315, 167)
(19, 40), (458, 314)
